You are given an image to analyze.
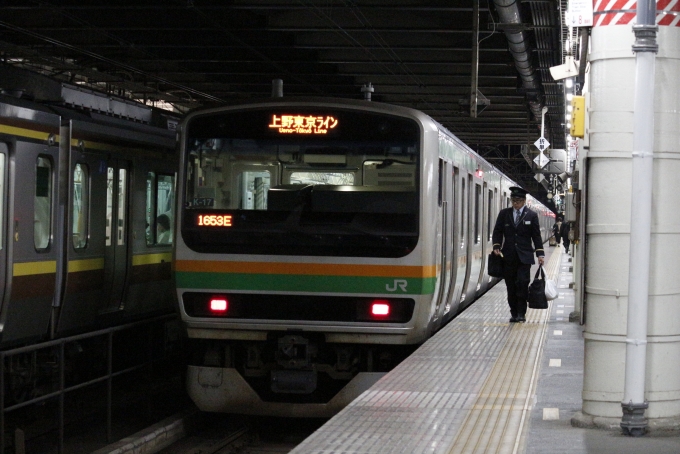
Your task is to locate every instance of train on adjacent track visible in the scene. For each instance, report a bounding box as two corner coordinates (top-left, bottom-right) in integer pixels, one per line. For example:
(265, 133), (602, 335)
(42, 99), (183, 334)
(175, 96), (554, 417)
(0, 67), (180, 404)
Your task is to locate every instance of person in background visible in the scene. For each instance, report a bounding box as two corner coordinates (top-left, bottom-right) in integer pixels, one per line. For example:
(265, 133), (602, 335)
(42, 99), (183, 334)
(492, 187), (545, 323)
(156, 213), (173, 244)
(561, 220), (571, 254)
(552, 216), (563, 245)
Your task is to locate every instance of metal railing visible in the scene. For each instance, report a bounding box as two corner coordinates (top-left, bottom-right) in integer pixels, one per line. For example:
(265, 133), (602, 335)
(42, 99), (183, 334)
(0, 314), (181, 453)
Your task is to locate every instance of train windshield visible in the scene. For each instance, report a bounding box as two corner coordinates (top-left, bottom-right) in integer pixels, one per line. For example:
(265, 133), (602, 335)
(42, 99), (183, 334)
(182, 107), (420, 257)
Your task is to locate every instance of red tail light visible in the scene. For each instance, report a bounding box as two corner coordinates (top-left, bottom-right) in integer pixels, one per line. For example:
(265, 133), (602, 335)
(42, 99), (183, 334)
(210, 298), (228, 313)
(371, 301), (390, 317)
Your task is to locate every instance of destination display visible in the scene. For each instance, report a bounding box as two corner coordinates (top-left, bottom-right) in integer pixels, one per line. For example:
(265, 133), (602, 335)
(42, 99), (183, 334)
(196, 214), (233, 227)
(268, 114), (338, 135)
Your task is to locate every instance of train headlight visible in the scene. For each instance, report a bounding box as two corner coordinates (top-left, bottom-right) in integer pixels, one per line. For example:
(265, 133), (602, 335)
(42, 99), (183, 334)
(370, 301), (391, 317)
(210, 298), (228, 313)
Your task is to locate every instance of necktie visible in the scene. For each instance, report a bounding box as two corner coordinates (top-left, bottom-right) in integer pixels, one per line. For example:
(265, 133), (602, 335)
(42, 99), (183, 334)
(514, 209), (520, 225)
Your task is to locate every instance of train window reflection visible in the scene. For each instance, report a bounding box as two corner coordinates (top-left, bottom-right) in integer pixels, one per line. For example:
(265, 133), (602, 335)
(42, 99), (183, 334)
(146, 172), (175, 245)
(289, 171), (353, 186)
(72, 163), (89, 249)
(0, 154), (5, 249)
(34, 156), (52, 250)
(240, 170), (270, 209)
(117, 169), (127, 246)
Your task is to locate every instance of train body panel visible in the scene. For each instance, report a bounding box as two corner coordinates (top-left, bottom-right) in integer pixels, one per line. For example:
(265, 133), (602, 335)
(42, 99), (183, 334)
(0, 69), (179, 348)
(175, 97), (553, 416)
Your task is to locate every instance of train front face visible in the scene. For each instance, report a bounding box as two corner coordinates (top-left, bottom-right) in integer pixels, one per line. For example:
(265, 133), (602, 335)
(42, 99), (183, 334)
(176, 101), (434, 416)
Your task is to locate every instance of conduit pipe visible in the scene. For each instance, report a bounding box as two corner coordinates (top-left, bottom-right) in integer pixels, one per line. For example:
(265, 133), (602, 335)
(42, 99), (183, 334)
(621, 0), (657, 437)
(491, 0), (544, 121)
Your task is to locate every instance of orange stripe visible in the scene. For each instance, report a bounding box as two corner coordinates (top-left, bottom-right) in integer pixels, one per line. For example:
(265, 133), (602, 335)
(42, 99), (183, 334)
(176, 260), (436, 278)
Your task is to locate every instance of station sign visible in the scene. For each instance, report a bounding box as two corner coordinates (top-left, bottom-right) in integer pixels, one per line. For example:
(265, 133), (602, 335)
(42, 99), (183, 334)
(534, 137), (550, 152)
(534, 152), (549, 169)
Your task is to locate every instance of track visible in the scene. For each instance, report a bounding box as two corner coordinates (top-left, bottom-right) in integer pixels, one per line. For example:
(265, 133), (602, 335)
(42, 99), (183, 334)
(158, 414), (325, 454)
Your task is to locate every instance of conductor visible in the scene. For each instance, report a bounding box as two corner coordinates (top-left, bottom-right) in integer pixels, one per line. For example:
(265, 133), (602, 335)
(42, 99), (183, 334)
(492, 187), (545, 323)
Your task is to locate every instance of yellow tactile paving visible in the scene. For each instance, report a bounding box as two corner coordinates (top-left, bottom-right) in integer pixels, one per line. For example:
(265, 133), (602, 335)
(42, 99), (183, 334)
(446, 248), (562, 454)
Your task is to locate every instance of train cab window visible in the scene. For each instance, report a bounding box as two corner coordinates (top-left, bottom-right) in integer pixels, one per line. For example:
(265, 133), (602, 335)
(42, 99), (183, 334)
(183, 108), (420, 257)
(146, 173), (176, 246)
(72, 163), (89, 249)
(34, 156), (53, 250)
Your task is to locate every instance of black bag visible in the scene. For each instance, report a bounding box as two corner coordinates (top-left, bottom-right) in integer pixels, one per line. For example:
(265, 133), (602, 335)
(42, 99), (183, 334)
(528, 265), (549, 309)
(487, 252), (504, 278)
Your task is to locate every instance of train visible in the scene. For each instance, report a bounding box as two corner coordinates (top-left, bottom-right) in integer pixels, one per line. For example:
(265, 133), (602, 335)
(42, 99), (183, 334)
(0, 67), (180, 404)
(175, 96), (554, 417)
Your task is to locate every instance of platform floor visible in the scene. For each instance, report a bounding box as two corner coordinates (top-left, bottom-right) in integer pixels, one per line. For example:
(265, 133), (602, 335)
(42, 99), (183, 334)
(290, 246), (680, 454)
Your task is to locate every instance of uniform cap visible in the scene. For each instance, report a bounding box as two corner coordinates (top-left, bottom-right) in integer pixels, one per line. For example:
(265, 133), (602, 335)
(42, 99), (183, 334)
(509, 186), (529, 199)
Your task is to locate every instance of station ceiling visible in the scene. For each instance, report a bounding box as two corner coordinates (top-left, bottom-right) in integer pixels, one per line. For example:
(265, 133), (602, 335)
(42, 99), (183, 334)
(0, 0), (569, 200)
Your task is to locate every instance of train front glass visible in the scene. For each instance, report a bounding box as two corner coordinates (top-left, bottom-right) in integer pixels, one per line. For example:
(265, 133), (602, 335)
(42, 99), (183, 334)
(182, 107), (420, 258)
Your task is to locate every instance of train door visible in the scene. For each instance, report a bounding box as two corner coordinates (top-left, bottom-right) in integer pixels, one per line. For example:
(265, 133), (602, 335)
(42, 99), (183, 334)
(102, 161), (130, 312)
(0, 146), (8, 317)
(432, 159), (452, 326)
(1, 142), (59, 344)
(458, 173), (470, 305)
(476, 183), (492, 295)
(463, 181), (483, 303)
(443, 164), (460, 322)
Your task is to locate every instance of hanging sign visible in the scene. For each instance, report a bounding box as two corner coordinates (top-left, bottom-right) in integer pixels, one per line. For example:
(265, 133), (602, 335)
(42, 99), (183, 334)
(567, 0), (593, 27)
(534, 152), (550, 169)
(534, 137), (550, 152)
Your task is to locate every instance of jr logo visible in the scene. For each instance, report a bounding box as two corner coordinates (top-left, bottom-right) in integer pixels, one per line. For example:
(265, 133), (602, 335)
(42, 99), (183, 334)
(386, 279), (408, 292)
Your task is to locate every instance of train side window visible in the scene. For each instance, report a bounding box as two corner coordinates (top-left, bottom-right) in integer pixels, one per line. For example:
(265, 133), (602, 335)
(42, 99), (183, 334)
(72, 163), (89, 249)
(0, 154), (5, 248)
(460, 178), (466, 248)
(474, 183), (481, 244)
(34, 156), (53, 250)
(146, 172), (176, 246)
(437, 159), (443, 207)
(487, 189), (493, 241)
(117, 169), (127, 246)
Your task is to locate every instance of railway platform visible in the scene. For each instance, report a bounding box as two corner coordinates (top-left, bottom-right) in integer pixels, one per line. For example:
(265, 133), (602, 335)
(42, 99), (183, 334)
(96, 245), (680, 454)
(289, 246), (680, 454)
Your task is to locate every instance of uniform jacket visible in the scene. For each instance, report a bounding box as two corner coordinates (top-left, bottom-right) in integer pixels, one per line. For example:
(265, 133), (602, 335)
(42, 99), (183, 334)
(492, 206), (544, 265)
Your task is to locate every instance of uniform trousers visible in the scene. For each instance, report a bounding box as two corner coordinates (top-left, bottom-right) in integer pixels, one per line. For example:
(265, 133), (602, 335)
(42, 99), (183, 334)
(502, 252), (531, 317)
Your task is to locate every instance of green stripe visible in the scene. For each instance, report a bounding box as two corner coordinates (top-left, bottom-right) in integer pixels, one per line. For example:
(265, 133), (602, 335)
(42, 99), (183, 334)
(176, 271), (436, 295)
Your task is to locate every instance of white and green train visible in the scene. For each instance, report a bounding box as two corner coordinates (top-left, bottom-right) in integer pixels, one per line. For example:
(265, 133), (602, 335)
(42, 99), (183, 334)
(175, 97), (553, 417)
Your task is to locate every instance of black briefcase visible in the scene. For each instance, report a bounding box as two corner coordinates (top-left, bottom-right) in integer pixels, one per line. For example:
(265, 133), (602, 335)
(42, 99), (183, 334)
(487, 252), (504, 278)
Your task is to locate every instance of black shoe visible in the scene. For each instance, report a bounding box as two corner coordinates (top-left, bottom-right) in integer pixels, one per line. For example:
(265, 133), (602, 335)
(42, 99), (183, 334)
(517, 316), (526, 322)
(509, 316), (519, 323)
